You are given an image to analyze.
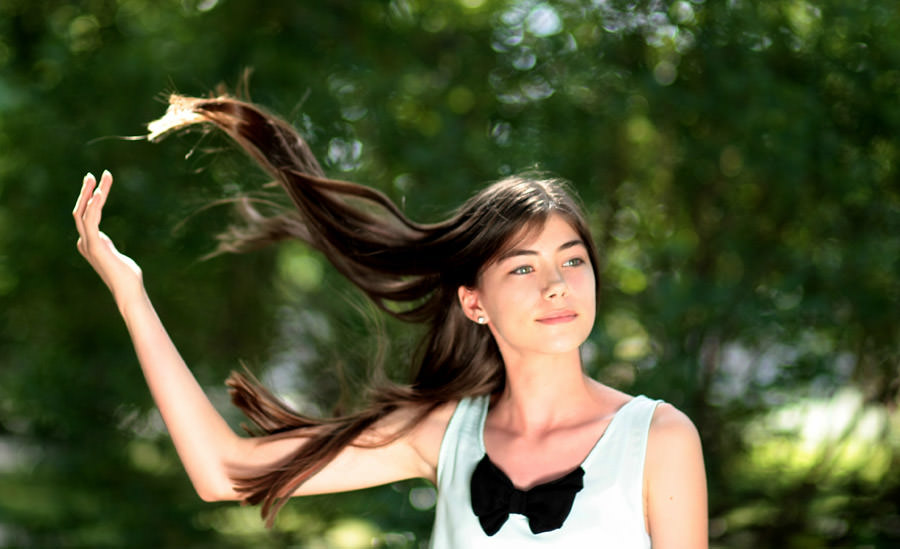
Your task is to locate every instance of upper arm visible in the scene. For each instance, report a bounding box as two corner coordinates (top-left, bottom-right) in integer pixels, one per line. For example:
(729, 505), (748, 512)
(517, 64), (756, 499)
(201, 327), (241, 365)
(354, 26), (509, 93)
(644, 403), (708, 549)
(219, 400), (458, 499)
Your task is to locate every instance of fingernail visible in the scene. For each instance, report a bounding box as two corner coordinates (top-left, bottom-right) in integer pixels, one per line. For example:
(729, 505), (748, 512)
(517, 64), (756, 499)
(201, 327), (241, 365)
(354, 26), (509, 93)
(102, 169), (111, 179)
(84, 172), (94, 184)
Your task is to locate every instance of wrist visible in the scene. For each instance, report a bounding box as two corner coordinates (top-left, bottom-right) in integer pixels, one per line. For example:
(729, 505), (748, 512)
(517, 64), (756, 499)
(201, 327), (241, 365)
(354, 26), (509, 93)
(114, 283), (151, 319)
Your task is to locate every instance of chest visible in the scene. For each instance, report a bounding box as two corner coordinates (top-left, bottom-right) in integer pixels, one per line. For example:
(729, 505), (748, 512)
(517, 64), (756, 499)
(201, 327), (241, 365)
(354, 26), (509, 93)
(482, 416), (612, 489)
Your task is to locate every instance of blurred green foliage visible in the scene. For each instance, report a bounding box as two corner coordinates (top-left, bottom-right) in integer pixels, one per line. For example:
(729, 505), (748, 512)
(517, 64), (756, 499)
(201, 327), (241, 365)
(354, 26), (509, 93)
(1, 0), (898, 547)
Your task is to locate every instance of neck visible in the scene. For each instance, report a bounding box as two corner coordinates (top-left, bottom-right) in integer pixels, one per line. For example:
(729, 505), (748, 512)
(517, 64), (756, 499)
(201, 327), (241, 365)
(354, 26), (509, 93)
(494, 348), (598, 433)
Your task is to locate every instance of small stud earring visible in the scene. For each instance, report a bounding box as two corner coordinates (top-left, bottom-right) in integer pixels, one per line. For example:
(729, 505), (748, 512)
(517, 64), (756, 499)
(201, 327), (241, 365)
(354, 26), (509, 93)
(477, 316), (486, 324)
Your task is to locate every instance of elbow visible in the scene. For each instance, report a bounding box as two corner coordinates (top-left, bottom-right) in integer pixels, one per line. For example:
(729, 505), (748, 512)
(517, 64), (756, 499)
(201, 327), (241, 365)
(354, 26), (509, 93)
(189, 458), (243, 502)
(194, 478), (240, 503)
(197, 488), (224, 503)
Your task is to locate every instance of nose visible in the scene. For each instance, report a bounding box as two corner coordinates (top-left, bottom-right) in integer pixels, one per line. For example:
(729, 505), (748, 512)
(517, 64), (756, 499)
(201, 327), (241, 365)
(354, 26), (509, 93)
(542, 272), (568, 300)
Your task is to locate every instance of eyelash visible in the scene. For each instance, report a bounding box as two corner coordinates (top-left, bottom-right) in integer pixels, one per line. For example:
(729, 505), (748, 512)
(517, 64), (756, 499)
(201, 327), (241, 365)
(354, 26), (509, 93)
(509, 257), (585, 275)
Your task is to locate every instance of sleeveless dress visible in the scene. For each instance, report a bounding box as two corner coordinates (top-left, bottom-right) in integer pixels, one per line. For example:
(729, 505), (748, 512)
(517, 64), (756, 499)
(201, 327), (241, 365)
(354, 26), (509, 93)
(430, 394), (660, 548)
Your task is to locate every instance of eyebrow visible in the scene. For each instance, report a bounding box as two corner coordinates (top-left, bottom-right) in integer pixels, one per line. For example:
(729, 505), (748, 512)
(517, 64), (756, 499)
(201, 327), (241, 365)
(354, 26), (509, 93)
(497, 239), (586, 262)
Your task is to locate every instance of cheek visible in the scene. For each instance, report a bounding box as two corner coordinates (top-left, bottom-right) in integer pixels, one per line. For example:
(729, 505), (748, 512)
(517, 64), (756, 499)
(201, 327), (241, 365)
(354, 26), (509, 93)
(478, 280), (535, 325)
(575, 272), (598, 326)
(573, 268), (596, 296)
(483, 284), (525, 317)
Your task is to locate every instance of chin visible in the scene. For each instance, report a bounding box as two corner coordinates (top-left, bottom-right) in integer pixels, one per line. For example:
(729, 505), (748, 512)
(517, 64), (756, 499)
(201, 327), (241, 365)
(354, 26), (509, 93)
(536, 336), (591, 356)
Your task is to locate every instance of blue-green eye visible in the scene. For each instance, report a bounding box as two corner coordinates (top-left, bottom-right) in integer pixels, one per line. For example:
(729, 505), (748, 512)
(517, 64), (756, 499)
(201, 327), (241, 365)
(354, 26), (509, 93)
(511, 265), (534, 275)
(564, 257), (585, 267)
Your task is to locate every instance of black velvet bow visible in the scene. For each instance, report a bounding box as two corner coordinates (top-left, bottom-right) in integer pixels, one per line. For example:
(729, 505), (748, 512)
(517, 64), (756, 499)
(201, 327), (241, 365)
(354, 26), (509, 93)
(470, 454), (585, 536)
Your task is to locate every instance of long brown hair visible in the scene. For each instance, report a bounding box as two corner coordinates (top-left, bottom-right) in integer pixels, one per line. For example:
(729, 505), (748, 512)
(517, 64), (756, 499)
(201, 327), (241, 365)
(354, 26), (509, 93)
(148, 93), (601, 525)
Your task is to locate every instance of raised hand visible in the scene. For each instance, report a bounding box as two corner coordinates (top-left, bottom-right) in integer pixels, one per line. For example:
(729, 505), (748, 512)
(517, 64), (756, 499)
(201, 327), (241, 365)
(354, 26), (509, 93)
(73, 171), (144, 305)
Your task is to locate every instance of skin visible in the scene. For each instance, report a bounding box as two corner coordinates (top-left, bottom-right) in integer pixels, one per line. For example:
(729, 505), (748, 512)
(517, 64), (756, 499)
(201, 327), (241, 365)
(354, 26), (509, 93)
(75, 171), (707, 547)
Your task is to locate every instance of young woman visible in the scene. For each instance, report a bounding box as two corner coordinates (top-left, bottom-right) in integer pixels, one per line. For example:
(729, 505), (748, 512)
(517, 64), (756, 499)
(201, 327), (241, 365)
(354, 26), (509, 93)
(73, 95), (707, 547)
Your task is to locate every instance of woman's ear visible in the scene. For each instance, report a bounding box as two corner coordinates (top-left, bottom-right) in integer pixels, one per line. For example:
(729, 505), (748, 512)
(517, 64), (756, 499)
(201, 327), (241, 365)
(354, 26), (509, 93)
(457, 285), (488, 325)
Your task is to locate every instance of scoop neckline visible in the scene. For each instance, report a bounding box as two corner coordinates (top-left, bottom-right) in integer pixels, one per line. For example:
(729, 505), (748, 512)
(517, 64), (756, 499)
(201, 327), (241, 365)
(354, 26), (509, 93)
(476, 395), (644, 482)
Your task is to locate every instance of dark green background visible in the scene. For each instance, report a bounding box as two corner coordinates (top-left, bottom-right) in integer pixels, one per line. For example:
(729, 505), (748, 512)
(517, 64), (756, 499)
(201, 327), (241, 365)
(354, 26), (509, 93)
(1, 1), (898, 547)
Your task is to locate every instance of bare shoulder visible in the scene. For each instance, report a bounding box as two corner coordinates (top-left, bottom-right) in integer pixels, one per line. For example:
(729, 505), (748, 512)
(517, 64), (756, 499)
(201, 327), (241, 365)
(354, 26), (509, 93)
(644, 402), (708, 547)
(404, 400), (461, 479)
(648, 402), (702, 445)
(404, 399), (459, 441)
(645, 402), (704, 477)
(361, 399), (458, 451)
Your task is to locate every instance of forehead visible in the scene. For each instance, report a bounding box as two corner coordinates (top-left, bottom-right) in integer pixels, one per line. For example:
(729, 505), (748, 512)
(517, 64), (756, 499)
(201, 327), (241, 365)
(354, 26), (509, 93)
(495, 214), (583, 260)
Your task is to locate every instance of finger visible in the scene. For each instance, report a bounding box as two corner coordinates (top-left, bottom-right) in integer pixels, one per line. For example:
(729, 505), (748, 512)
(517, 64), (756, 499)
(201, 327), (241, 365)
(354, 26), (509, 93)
(73, 172), (96, 236)
(92, 170), (114, 215)
(73, 172), (96, 220)
(83, 170), (113, 229)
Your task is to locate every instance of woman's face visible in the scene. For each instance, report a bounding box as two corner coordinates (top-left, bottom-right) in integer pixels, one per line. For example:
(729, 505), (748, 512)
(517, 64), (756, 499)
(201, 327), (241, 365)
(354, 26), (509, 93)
(459, 214), (597, 360)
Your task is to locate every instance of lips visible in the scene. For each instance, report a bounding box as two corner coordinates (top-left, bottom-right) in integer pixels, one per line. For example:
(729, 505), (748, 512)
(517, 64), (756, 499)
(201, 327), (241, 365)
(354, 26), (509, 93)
(536, 310), (578, 324)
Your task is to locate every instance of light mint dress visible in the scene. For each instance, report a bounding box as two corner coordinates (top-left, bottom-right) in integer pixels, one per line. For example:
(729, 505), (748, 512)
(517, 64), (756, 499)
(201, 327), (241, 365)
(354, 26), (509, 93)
(430, 394), (660, 548)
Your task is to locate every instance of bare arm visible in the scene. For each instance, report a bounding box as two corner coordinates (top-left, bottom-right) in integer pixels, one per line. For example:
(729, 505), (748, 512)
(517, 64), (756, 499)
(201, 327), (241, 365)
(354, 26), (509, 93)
(644, 403), (709, 548)
(73, 171), (450, 501)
